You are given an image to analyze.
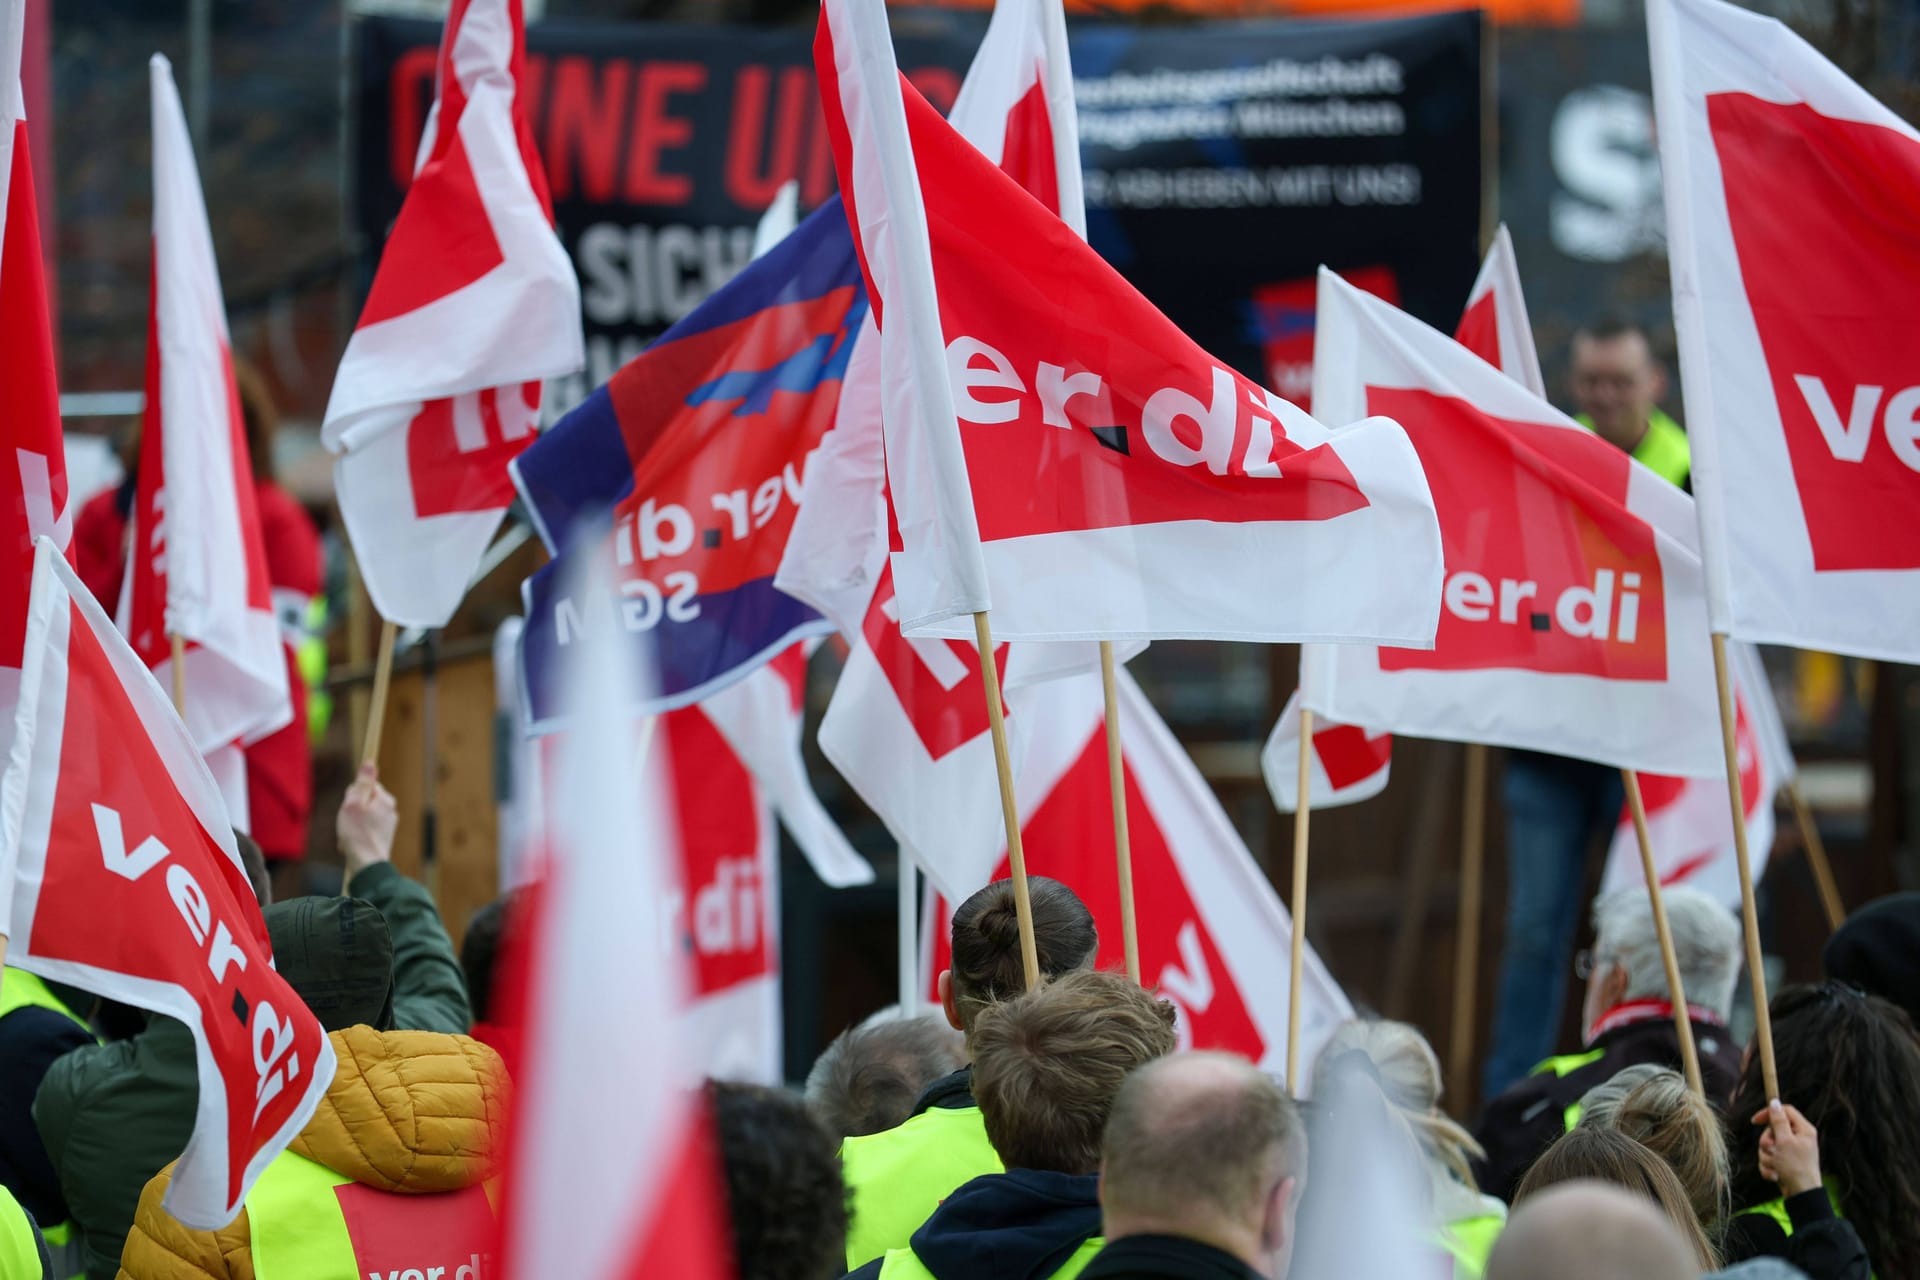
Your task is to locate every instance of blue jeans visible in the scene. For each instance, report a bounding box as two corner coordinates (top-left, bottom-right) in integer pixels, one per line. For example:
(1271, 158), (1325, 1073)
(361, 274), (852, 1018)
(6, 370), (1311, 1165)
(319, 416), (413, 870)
(1481, 752), (1624, 1099)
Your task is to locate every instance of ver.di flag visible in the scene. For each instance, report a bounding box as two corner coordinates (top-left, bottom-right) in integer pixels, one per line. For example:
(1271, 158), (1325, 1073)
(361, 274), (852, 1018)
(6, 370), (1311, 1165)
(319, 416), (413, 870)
(1264, 230), (1543, 811)
(324, 0), (581, 630)
(0, 0), (64, 765)
(122, 57), (290, 758)
(815, 0), (1444, 645)
(928, 668), (1353, 1084)
(1650, 0), (1920, 661)
(2, 540), (332, 1229)
(514, 199), (860, 722)
(1305, 268), (1725, 778)
(1600, 641), (1793, 907)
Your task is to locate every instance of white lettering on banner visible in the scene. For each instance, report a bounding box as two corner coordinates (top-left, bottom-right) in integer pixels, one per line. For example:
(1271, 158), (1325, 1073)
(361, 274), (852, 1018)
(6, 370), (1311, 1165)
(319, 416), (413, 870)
(1441, 569), (1641, 642)
(96, 804), (173, 881)
(694, 857), (761, 955)
(148, 487), (169, 579)
(1157, 922), (1214, 1052)
(449, 390), (537, 455)
(365, 1260), (489, 1280)
(1795, 377), (1920, 470)
(16, 448), (73, 546)
(946, 336), (1294, 477)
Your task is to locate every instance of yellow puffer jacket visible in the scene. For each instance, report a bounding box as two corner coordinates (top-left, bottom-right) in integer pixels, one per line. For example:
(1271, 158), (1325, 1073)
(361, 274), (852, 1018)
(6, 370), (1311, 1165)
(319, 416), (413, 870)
(116, 1025), (510, 1280)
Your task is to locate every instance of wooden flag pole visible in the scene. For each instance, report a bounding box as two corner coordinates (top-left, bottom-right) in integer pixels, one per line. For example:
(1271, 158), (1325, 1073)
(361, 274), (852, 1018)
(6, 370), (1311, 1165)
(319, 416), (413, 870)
(898, 856), (919, 1012)
(1785, 779), (1845, 932)
(360, 620), (397, 770)
(974, 611), (1039, 990)
(168, 634), (188, 717)
(1286, 702), (1314, 1092)
(1621, 768), (1706, 1097)
(1713, 633), (1779, 1100)
(1448, 743), (1488, 1101)
(1100, 642), (1141, 984)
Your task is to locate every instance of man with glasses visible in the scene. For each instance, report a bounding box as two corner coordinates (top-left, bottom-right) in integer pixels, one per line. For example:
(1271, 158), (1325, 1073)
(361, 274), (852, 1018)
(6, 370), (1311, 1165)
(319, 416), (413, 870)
(1473, 886), (1744, 1204)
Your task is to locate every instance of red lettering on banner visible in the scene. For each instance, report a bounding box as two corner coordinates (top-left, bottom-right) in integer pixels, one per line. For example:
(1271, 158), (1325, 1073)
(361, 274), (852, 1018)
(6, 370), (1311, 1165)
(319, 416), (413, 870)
(36, 606), (324, 1203)
(1367, 387), (1668, 681)
(333, 1182), (495, 1280)
(664, 707), (774, 997)
(1708, 94), (1920, 571)
(544, 56), (630, 203)
(863, 564), (1006, 761)
(726, 67), (812, 210)
(625, 62), (707, 206)
(407, 385), (541, 518)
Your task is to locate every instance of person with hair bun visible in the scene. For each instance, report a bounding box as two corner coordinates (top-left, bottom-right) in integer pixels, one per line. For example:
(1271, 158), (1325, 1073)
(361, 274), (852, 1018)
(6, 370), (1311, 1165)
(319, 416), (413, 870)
(840, 875), (1099, 1270)
(1513, 1127), (1718, 1272)
(1577, 1065), (1728, 1237)
(1311, 1019), (1506, 1278)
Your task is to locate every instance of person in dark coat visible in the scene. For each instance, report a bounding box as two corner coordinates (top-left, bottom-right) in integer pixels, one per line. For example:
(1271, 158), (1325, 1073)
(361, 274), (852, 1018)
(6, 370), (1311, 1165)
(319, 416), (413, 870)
(1084, 1052), (1306, 1280)
(1822, 892), (1920, 1029)
(1475, 886), (1744, 1203)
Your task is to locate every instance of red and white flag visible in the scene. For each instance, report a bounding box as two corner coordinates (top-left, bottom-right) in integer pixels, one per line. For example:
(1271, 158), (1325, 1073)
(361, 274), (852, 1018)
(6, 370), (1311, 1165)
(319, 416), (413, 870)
(927, 669), (1353, 1087)
(1601, 642), (1793, 907)
(1264, 232), (1546, 810)
(1454, 224), (1545, 399)
(122, 57), (290, 757)
(0, 0), (64, 762)
(1304, 269), (1724, 777)
(323, 0), (581, 630)
(815, 0), (1443, 645)
(502, 550), (731, 1279)
(1651, 0), (1920, 662)
(1, 540), (332, 1229)
(1261, 690), (1391, 812)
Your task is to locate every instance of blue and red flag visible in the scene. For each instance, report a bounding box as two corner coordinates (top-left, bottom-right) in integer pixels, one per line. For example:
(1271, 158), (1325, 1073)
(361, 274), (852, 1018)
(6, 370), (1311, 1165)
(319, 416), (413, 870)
(514, 198), (864, 726)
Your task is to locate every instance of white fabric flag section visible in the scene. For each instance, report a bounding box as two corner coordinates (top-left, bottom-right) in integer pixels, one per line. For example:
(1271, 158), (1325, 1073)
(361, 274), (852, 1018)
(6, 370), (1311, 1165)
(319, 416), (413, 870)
(1601, 642), (1792, 907)
(501, 548), (732, 1278)
(928, 669), (1354, 1088)
(1262, 689), (1391, 813)
(0, 0), (65, 764)
(816, 0), (1444, 645)
(1306, 269), (1725, 778)
(323, 0), (582, 629)
(1651, 0), (1920, 661)
(2, 541), (332, 1229)
(120, 57), (290, 756)
(1455, 224), (1545, 399)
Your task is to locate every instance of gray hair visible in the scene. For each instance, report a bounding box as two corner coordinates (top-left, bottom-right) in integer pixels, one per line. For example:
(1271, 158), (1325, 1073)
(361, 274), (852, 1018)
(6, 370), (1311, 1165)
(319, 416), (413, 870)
(804, 1013), (966, 1141)
(1591, 887), (1742, 1018)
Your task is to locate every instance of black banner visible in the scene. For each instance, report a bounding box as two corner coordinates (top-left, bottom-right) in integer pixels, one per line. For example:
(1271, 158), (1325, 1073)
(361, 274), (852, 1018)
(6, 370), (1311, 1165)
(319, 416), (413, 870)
(352, 10), (1481, 414)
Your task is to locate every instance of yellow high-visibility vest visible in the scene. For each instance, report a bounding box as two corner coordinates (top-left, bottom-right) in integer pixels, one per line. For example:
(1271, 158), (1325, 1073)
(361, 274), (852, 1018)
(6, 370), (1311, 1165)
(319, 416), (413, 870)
(842, 1105), (1004, 1269)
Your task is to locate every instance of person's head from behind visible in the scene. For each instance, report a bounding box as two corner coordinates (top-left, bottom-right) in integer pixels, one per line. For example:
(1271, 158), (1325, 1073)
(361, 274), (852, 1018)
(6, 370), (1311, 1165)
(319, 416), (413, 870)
(1487, 1180), (1698, 1280)
(804, 1012), (967, 1140)
(265, 895), (398, 1031)
(940, 875), (1097, 1039)
(1727, 982), (1920, 1278)
(234, 830), (271, 908)
(1311, 1020), (1485, 1207)
(1583, 887), (1740, 1039)
(462, 893), (525, 1027)
(707, 1080), (848, 1280)
(969, 968), (1176, 1176)
(1101, 1052), (1305, 1279)
(1824, 892), (1920, 1029)
(1570, 316), (1667, 452)
(1578, 1065), (1728, 1233)
(1515, 1126), (1717, 1270)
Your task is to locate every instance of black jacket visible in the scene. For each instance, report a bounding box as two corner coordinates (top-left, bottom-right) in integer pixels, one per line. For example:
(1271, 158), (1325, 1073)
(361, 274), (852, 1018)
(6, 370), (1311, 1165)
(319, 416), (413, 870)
(910, 1066), (976, 1116)
(845, 1168), (1101, 1280)
(0, 1000), (95, 1228)
(1721, 1188), (1870, 1280)
(1080, 1235), (1264, 1280)
(1473, 1012), (1743, 1203)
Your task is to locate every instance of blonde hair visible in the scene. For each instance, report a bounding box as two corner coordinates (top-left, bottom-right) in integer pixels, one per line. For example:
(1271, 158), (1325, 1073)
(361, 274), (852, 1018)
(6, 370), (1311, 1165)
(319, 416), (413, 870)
(1578, 1067), (1729, 1232)
(1515, 1128), (1720, 1271)
(1313, 1019), (1487, 1220)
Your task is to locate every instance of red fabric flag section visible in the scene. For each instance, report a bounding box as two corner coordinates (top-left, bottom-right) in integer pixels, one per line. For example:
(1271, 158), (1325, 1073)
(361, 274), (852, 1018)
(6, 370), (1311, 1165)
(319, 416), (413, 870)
(121, 57), (290, 762)
(1454, 224), (1545, 399)
(928, 669), (1353, 1086)
(1306, 268), (1723, 778)
(1652, 0), (1920, 660)
(815, 0), (1442, 644)
(1, 540), (332, 1230)
(323, 0), (581, 629)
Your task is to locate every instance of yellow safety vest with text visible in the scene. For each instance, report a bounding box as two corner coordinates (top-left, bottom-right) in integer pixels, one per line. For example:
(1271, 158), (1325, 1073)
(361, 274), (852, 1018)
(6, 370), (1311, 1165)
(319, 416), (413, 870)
(842, 1105), (1004, 1269)
(877, 1236), (1103, 1280)
(247, 1149), (498, 1280)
